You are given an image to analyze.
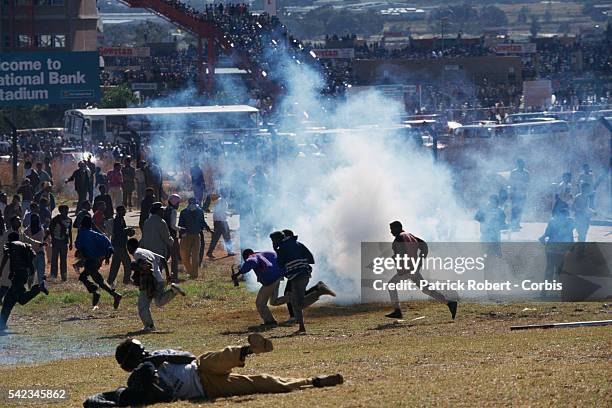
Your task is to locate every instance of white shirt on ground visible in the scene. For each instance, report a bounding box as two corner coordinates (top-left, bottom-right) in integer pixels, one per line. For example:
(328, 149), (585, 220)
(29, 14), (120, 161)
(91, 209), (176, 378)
(157, 361), (205, 400)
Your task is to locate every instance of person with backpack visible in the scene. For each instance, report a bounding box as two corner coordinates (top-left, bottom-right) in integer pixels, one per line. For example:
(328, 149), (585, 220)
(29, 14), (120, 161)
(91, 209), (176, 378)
(0, 232), (49, 331)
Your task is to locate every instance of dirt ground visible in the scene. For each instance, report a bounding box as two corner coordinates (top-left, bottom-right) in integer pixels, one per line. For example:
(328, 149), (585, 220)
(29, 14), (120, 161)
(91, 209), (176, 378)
(0, 252), (610, 407)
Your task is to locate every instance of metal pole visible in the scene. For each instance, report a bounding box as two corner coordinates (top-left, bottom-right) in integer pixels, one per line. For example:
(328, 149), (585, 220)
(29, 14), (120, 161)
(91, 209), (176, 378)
(80, 117), (86, 154)
(207, 35), (215, 94)
(3, 111), (19, 186)
(510, 320), (612, 331)
(197, 36), (204, 95)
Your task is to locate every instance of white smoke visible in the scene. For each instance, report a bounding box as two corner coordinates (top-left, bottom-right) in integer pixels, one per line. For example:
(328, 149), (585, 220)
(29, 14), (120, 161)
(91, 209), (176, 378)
(258, 61), (471, 303)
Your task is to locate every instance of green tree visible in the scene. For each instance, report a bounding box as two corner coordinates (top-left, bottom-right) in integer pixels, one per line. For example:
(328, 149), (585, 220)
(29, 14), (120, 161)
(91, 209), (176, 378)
(480, 5), (508, 27)
(101, 85), (137, 108)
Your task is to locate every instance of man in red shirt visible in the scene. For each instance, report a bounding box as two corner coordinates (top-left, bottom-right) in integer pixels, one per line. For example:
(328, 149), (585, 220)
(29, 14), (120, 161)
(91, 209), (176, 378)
(385, 221), (457, 320)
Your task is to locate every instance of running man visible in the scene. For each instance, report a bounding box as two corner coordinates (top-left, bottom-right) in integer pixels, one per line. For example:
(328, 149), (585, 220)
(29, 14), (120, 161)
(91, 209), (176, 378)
(0, 232), (49, 331)
(232, 249), (287, 326)
(270, 231), (336, 334)
(385, 221), (457, 320)
(126, 238), (185, 332)
(75, 216), (123, 309)
(83, 334), (343, 407)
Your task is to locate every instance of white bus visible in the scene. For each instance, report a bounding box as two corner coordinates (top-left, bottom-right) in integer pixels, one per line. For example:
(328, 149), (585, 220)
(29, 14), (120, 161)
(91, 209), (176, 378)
(63, 105), (260, 143)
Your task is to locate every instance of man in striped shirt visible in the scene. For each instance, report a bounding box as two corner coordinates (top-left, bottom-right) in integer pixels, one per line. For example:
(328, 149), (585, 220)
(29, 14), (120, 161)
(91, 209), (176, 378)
(270, 231), (335, 334)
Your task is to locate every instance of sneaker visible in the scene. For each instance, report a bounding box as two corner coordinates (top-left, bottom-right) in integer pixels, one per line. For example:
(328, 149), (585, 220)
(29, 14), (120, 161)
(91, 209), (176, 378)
(143, 325), (156, 333)
(280, 317), (297, 326)
(385, 309), (403, 319)
(260, 320), (278, 328)
(113, 294), (123, 310)
(447, 301), (458, 320)
(248, 333), (273, 354)
(92, 292), (101, 307)
(313, 374), (344, 387)
(317, 281), (336, 297)
(171, 283), (186, 296)
(293, 328), (307, 335)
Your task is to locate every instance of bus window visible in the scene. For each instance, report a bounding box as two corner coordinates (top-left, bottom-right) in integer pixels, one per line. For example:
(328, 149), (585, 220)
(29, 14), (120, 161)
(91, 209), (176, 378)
(72, 117), (83, 135)
(92, 120), (105, 142)
(107, 116), (127, 133)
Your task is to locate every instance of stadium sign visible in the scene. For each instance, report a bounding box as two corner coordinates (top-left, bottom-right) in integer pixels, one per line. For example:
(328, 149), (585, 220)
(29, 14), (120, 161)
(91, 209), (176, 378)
(99, 47), (151, 57)
(313, 49), (355, 59)
(494, 43), (536, 54)
(0, 51), (100, 106)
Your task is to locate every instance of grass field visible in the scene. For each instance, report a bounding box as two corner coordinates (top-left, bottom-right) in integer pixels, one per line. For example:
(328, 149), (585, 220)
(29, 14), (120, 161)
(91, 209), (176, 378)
(0, 254), (610, 407)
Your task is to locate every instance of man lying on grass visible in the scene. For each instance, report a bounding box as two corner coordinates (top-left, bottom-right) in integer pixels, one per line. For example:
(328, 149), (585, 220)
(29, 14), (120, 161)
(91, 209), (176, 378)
(83, 334), (343, 407)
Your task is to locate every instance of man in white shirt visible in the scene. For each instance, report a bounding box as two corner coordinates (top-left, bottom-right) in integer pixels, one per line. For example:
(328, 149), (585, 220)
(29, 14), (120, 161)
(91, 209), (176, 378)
(206, 192), (235, 259)
(127, 238), (185, 332)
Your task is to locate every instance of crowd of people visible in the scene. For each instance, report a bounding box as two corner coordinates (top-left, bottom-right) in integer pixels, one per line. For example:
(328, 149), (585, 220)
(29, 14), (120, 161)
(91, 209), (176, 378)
(99, 1), (610, 113)
(474, 158), (601, 295)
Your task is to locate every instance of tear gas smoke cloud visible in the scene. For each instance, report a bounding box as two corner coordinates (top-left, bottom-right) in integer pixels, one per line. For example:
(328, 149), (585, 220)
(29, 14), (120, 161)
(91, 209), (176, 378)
(143, 49), (610, 305)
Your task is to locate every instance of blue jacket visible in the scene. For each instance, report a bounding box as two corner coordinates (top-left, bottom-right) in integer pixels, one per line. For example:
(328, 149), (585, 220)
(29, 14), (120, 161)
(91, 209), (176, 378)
(238, 251), (284, 286)
(75, 228), (113, 259)
(276, 236), (314, 280)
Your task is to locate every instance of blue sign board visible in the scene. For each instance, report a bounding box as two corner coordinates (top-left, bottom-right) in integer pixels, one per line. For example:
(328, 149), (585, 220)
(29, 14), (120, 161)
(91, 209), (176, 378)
(0, 51), (101, 106)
